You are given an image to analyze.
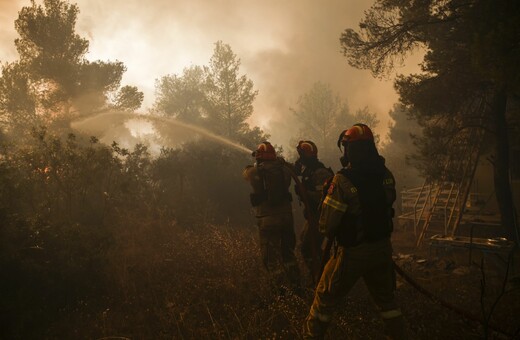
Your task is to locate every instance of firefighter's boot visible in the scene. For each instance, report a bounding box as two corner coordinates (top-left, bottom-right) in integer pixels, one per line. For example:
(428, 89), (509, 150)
(381, 310), (407, 340)
(302, 309), (331, 340)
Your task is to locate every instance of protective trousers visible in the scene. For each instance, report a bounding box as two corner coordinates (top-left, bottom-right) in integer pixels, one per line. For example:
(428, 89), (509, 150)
(257, 213), (301, 295)
(303, 238), (406, 339)
(300, 220), (324, 282)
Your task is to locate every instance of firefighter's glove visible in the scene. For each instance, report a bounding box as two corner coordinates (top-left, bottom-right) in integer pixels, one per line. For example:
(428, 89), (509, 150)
(242, 165), (254, 180)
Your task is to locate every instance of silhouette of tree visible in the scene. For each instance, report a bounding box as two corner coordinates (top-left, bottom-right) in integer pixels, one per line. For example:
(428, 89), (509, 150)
(0, 0), (140, 134)
(113, 85), (144, 112)
(204, 41), (258, 139)
(354, 106), (381, 143)
(341, 0), (520, 241)
(290, 81), (352, 165)
(154, 66), (207, 124)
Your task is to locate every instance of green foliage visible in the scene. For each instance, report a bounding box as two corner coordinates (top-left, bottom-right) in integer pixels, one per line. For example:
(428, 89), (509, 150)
(15, 0), (89, 75)
(3, 129), (114, 224)
(152, 42), (267, 149)
(0, 0), (139, 133)
(341, 0), (520, 174)
(0, 122), (275, 338)
(112, 85), (144, 112)
(235, 124), (271, 151)
(0, 62), (37, 131)
(154, 65), (207, 123)
(289, 82), (349, 166)
(149, 147), (184, 219)
(382, 103), (423, 204)
(204, 41), (258, 138)
(340, 0), (426, 78)
(342, 0), (520, 239)
(354, 106), (381, 143)
(0, 129), (118, 337)
(74, 60), (126, 113)
(161, 140), (253, 225)
(289, 82), (380, 167)
(14, 0), (91, 116)
(470, 0), (520, 91)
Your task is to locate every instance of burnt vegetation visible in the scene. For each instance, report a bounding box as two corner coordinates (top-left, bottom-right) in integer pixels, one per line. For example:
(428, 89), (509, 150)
(1, 0), (519, 339)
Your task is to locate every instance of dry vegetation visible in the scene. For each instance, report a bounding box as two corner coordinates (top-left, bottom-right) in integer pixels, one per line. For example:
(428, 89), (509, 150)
(1, 131), (519, 340)
(6, 219), (519, 339)
(36, 221), (312, 339)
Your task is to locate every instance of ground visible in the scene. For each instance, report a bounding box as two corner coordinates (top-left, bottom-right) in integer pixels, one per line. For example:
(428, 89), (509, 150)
(31, 222), (520, 339)
(287, 217), (519, 339)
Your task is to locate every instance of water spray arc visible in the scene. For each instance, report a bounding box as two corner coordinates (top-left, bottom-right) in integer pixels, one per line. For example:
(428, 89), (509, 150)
(71, 111), (253, 155)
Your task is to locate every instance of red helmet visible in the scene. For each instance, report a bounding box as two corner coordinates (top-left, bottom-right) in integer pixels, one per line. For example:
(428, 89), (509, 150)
(296, 140), (318, 158)
(253, 141), (277, 161)
(337, 124), (374, 149)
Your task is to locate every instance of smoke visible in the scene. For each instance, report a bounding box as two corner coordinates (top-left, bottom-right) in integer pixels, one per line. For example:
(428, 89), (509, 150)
(0, 0), (23, 62)
(0, 0), (422, 151)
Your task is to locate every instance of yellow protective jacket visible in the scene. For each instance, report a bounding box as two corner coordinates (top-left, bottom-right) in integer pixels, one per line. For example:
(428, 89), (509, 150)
(243, 158), (293, 217)
(299, 163), (334, 213)
(318, 165), (396, 244)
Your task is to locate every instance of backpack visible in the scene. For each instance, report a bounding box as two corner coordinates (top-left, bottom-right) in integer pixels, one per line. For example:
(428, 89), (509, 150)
(337, 168), (392, 246)
(250, 161), (292, 206)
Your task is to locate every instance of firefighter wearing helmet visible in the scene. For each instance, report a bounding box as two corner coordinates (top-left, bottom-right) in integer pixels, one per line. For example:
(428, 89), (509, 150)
(303, 124), (407, 339)
(243, 141), (301, 295)
(294, 140), (333, 282)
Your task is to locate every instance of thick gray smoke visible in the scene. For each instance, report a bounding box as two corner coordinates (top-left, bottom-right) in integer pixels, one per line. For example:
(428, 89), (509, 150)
(0, 0), (421, 150)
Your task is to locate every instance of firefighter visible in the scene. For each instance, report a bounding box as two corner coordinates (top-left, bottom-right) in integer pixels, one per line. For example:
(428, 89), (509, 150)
(243, 141), (301, 295)
(293, 140), (333, 283)
(302, 124), (407, 339)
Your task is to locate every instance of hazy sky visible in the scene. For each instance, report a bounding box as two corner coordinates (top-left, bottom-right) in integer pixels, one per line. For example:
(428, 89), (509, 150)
(0, 0), (421, 148)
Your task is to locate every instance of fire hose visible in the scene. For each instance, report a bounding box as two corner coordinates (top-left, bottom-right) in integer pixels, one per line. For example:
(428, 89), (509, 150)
(283, 163), (514, 337)
(393, 261), (514, 338)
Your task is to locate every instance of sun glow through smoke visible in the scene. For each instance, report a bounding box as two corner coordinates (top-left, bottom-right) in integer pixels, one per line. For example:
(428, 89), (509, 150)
(0, 0), (423, 151)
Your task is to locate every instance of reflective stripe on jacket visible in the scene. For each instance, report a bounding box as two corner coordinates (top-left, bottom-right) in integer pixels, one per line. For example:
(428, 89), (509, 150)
(319, 167), (395, 240)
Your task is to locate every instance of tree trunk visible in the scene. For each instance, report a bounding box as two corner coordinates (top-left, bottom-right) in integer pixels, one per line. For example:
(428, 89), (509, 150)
(491, 89), (518, 243)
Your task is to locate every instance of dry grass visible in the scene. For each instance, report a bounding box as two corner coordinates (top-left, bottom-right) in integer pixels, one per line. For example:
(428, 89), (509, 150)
(43, 219), (311, 339)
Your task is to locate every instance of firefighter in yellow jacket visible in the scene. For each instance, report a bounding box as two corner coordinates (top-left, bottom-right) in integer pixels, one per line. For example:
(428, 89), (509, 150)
(243, 141), (301, 295)
(303, 124), (407, 339)
(293, 140), (334, 282)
